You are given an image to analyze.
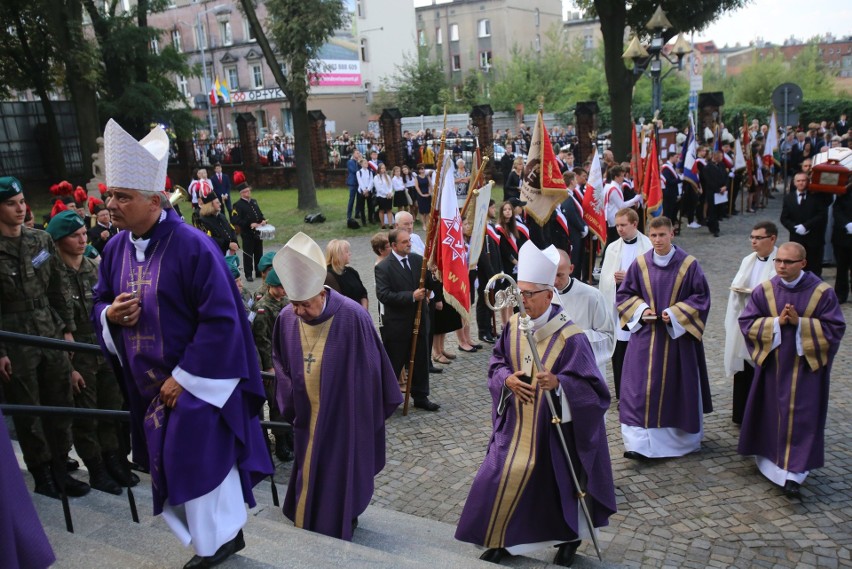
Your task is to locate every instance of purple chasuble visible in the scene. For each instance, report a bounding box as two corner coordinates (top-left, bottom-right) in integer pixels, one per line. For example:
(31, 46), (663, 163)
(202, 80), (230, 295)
(272, 289), (402, 541)
(0, 409), (55, 569)
(455, 306), (616, 549)
(92, 208), (272, 515)
(616, 247), (712, 433)
(738, 272), (845, 473)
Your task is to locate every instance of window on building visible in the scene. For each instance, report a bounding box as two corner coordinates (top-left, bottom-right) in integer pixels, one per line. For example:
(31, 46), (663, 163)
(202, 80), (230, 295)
(220, 21), (232, 46)
(226, 67), (239, 90)
(584, 34), (593, 50)
(251, 64), (263, 89)
(479, 50), (492, 69)
(150, 38), (159, 54)
(449, 23), (459, 42)
(360, 38), (368, 62)
(478, 19), (490, 38)
(534, 34), (541, 52)
(196, 23), (207, 50)
(364, 81), (372, 104)
(418, 29), (426, 47)
(356, 0), (365, 18)
(244, 20), (256, 42)
(436, 27), (442, 45)
(255, 110), (267, 133)
(452, 54), (461, 71)
(171, 29), (182, 52)
(177, 75), (190, 98)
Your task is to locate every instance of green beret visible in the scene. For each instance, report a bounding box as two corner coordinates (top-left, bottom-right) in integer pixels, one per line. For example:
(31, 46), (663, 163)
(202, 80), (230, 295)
(266, 268), (282, 287)
(225, 255), (241, 279)
(84, 244), (100, 259)
(257, 251), (276, 273)
(46, 210), (86, 241)
(0, 176), (23, 202)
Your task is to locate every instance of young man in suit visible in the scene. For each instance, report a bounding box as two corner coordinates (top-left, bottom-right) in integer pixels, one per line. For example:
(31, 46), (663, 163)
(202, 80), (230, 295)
(210, 162), (232, 219)
(780, 172), (831, 278)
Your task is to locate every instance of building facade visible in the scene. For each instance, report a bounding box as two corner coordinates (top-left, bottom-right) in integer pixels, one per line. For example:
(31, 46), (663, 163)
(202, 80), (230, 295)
(414, 0), (563, 94)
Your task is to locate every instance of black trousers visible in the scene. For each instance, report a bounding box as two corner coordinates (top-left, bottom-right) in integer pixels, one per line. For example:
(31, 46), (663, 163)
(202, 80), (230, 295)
(241, 231), (264, 277)
(732, 363), (755, 425)
(611, 339), (628, 400)
(834, 242), (852, 302)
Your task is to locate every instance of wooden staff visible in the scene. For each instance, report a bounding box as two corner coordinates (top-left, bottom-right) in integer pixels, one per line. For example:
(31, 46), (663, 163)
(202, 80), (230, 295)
(402, 111), (448, 416)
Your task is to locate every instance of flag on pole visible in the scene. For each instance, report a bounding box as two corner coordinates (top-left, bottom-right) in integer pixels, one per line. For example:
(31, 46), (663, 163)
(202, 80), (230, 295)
(643, 132), (663, 217)
(467, 182), (492, 270)
(763, 111), (778, 168)
(734, 139), (746, 170)
(435, 155), (471, 322)
(216, 78), (231, 104)
(520, 109), (568, 226)
(209, 80), (220, 106)
(582, 146), (607, 246)
(680, 114), (700, 190)
(630, 122), (644, 193)
(742, 115), (753, 185)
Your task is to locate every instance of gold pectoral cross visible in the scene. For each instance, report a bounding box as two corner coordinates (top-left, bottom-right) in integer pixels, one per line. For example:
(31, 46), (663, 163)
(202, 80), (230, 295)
(128, 266), (152, 295)
(304, 352), (317, 374)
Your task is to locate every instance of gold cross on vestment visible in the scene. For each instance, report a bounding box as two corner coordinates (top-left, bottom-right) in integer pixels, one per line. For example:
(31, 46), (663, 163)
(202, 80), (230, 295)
(129, 331), (156, 353)
(304, 353), (317, 374)
(145, 402), (166, 430)
(128, 266), (152, 295)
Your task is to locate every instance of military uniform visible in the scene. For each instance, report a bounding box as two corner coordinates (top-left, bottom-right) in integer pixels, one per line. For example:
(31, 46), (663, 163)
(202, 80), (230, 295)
(232, 197), (266, 279)
(0, 228), (75, 470)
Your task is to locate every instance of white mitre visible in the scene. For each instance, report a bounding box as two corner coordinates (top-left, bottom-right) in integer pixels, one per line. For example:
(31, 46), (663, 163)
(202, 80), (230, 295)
(104, 119), (169, 193)
(274, 232), (326, 301)
(517, 241), (559, 287)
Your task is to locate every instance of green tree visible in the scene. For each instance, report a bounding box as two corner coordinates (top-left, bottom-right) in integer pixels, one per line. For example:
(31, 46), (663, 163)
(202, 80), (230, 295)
(240, 0), (345, 211)
(576, 0), (747, 160)
(372, 47), (449, 116)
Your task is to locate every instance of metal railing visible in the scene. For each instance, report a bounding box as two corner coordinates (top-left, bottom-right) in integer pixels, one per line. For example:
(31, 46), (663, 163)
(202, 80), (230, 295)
(0, 330), (287, 533)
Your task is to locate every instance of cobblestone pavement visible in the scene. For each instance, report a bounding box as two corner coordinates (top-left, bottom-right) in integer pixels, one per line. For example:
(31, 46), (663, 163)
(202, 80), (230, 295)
(264, 195), (852, 568)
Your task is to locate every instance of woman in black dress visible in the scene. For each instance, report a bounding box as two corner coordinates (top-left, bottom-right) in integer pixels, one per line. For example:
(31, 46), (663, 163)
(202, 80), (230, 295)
(495, 200), (525, 326)
(325, 239), (369, 310)
(503, 157), (524, 201)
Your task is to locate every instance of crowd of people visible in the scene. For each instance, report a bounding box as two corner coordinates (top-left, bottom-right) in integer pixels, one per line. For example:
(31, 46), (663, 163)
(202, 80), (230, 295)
(1, 111), (850, 569)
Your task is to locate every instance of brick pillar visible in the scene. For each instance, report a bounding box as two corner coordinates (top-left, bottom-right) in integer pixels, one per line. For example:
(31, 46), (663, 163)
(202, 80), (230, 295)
(698, 92), (725, 142)
(308, 110), (327, 185)
(470, 104), (495, 181)
(380, 108), (403, 168)
(236, 113), (258, 171)
(574, 101), (600, 166)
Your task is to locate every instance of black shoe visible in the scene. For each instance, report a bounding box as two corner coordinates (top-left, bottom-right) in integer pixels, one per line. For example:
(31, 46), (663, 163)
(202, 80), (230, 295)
(623, 451), (649, 461)
(413, 398), (440, 412)
(184, 530), (245, 569)
(458, 346), (477, 353)
(66, 456), (80, 472)
(31, 464), (61, 499)
(479, 333), (496, 344)
(713, 232), (720, 238)
(86, 461), (123, 496)
(62, 474), (91, 497)
(471, 343), (483, 350)
(245, 275), (254, 282)
(479, 548), (508, 564)
(428, 365), (443, 374)
(554, 541), (581, 567)
(274, 441), (294, 463)
(351, 517), (359, 532)
(103, 451), (140, 487)
(784, 480), (801, 499)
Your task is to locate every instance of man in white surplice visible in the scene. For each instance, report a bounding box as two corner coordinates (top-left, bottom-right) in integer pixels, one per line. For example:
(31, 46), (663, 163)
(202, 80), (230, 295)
(553, 249), (614, 379)
(723, 220), (778, 424)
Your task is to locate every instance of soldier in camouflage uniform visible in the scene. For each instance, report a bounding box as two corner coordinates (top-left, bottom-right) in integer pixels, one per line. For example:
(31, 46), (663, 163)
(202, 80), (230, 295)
(250, 269), (292, 462)
(47, 210), (138, 495)
(0, 177), (90, 498)
(252, 251), (276, 304)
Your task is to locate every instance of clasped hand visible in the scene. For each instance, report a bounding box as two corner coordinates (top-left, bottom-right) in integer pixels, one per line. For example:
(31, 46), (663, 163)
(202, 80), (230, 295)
(779, 304), (800, 326)
(506, 369), (558, 405)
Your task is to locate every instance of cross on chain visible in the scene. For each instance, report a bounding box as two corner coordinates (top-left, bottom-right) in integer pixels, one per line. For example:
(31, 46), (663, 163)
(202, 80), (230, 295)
(128, 266), (153, 295)
(304, 353), (317, 374)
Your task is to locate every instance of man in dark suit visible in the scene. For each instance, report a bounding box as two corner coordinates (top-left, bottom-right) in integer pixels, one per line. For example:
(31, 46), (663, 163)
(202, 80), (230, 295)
(87, 204), (117, 254)
(780, 172), (831, 277)
(210, 162), (232, 219)
(832, 182), (852, 302)
(699, 151), (728, 237)
(375, 228), (439, 411)
(837, 114), (849, 137)
(345, 150), (362, 224)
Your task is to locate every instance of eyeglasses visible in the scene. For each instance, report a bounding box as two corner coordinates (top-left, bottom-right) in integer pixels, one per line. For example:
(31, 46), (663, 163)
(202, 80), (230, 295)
(774, 258), (804, 265)
(749, 235), (772, 241)
(519, 289), (549, 299)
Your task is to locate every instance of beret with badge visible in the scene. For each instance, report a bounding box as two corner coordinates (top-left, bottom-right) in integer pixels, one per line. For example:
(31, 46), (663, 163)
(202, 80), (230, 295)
(46, 210), (87, 241)
(0, 176), (24, 202)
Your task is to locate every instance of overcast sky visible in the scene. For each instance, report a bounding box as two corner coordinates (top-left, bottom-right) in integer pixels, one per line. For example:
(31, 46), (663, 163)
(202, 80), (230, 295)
(413, 1), (851, 48)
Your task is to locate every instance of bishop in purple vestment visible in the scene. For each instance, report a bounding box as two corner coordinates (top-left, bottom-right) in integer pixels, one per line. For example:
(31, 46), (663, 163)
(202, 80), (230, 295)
(455, 242), (615, 567)
(272, 232), (402, 541)
(92, 120), (272, 568)
(738, 242), (845, 497)
(616, 217), (712, 459)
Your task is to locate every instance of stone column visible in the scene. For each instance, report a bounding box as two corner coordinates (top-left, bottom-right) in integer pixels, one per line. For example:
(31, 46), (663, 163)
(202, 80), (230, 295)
(308, 110), (327, 185)
(470, 104), (495, 181)
(380, 108), (403, 168)
(574, 101), (600, 165)
(698, 92), (725, 141)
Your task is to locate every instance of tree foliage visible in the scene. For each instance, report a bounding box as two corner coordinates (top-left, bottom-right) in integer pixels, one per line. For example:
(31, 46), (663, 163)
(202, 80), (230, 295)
(372, 47), (449, 116)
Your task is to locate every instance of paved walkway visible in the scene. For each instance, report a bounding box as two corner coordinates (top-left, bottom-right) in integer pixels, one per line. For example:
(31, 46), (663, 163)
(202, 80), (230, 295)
(261, 196), (852, 568)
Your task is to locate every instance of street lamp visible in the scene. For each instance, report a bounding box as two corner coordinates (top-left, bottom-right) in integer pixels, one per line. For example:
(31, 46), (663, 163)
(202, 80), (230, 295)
(622, 5), (692, 115)
(197, 4), (232, 138)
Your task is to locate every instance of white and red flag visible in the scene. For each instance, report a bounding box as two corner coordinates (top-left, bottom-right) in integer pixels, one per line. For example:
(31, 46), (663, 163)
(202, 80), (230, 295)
(435, 156), (471, 321)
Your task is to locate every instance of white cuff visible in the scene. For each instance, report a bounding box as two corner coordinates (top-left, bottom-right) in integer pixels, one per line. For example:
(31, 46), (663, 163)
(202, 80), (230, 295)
(556, 386), (573, 423)
(172, 365), (239, 409)
(663, 308), (686, 339)
(771, 318), (782, 353)
(845, 222), (852, 234)
(99, 307), (121, 365)
(626, 302), (650, 333)
(795, 320), (804, 357)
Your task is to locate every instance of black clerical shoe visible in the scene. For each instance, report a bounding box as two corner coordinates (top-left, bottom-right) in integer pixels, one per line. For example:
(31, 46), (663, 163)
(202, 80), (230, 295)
(413, 398), (440, 412)
(623, 451), (649, 461)
(479, 333), (496, 344)
(784, 480), (802, 499)
(183, 530), (245, 569)
(428, 365), (443, 374)
(553, 541), (581, 567)
(479, 547), (509, 564)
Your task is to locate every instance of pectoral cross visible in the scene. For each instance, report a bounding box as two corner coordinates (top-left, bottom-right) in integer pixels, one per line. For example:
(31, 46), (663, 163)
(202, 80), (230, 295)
(128, 266), (152, 295)
(304, 353), (317, 374)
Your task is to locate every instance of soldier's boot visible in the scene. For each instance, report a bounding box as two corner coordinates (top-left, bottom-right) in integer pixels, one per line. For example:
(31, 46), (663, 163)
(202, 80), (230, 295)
(61, 471), (92, 497)
(31, 463), (61, 499)
(84, 457), (123, 495)
(103, 451), (140, 487)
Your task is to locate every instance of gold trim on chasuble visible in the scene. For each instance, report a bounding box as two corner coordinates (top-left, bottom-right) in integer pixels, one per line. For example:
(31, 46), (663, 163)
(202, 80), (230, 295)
(483, 316), (577, 548)
(294, 316), (335, 529)
(748, 281), (779, 366)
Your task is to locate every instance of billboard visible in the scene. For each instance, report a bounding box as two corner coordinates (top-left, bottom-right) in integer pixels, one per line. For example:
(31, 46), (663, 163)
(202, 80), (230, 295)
(312, 0), (361, 87)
